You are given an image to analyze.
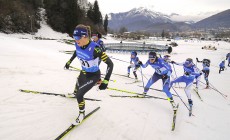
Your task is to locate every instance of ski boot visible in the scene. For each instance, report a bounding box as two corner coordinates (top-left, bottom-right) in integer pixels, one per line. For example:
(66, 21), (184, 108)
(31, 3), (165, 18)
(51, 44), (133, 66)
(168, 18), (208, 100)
(127, 73), (130, 77)
(135, 77), (138, 82)
(138, 92), (146, 98)
(169, 98), (177, 110)
(205, 82), (209, 89)
(73, 110), (85, 125)
(67, 92), (76, 98)
(188, 99), (193, 107)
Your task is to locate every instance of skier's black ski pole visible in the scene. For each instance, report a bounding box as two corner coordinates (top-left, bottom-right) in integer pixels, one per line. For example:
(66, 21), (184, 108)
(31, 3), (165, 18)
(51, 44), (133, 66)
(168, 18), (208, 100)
(199, 80), (227, 99)
(172, 64), (181, 88)
(171, 87), (191, 111)
(140, 67), (145, 90)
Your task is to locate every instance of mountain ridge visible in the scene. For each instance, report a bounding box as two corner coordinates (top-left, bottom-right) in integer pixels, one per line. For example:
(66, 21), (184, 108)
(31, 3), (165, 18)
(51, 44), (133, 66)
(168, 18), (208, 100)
(108, 7), (230, 32)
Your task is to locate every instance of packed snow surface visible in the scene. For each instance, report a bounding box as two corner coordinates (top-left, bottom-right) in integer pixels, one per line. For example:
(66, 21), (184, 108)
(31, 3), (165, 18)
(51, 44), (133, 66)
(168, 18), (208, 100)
(0, 34), (230, 140)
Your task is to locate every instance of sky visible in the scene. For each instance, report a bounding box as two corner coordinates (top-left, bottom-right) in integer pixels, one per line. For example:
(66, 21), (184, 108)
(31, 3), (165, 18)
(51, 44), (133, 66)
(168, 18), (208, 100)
(88, 0), (230, 16)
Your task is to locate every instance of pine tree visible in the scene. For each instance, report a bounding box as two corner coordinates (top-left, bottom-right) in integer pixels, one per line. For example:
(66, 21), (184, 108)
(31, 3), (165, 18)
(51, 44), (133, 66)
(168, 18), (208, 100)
(161, 29), (165, 38)
(103, 14), (108, 33)
(64, 0), (84, 35)
(92, 0), (102, 24)
(87, 4), (94, 22)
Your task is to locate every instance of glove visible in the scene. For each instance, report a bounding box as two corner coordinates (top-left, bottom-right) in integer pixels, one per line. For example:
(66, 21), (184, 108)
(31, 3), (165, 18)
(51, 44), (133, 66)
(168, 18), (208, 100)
(199, 73), (202, 76)
(184, 72), (189, 75)
(171, 61), (175, 64)
(162, 74), (168, 79)
(64, 60), (72, 69)
(138, 61), (142, 65)
(99, 79), (109, 90)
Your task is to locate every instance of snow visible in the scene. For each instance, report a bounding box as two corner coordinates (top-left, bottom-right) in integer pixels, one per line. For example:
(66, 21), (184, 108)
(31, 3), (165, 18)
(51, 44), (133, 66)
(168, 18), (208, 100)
(35, 8), (72, 40)
(0, 8), (72, 40)
(0, 32), (230, 140)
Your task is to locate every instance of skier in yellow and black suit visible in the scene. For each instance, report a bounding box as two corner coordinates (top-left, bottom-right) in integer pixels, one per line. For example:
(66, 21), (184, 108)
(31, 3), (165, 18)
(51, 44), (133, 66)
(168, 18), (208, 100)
(64, 24), (113, 125)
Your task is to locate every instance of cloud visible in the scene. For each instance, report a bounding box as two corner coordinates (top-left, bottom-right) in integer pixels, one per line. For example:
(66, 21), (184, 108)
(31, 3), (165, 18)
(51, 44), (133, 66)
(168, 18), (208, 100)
(170, 11), (220, 22)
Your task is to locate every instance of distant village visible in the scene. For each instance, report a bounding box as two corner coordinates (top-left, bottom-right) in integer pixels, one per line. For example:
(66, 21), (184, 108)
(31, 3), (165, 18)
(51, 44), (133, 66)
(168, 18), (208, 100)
(110, 28), (230, 42)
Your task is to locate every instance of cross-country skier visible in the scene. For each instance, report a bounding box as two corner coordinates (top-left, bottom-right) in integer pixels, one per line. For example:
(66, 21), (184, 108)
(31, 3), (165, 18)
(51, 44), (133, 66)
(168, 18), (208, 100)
(92, 32), (106, 85)
(163, 54), (171, 63)
(64, 24), (113, 125)
(138, 52), (177, 109)
(127, 51), (140, 81)
(170, 58), (202, 107)
(92, 32), (106, 52)
(226, 52), (230, 67)
(219, 60), (225, 73)
(196, 58), (211, 88)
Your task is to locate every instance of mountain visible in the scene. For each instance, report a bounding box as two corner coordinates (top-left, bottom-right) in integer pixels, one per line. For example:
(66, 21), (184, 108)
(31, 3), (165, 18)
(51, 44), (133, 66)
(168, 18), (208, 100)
(194, 9), (230, 29)
(109, 7), (172, 32)
(108, 7), (194, 32)
(109, 7), (229, 32)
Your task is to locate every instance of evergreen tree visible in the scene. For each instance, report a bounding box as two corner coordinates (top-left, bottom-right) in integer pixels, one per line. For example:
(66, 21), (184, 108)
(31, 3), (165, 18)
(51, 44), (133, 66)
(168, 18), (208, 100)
(103, 14), (108, 33)
(92, 0), (102, 24)
(87, 4), (94, 22)
(64, 0), (84, 35)
(161, 29), (165, 38)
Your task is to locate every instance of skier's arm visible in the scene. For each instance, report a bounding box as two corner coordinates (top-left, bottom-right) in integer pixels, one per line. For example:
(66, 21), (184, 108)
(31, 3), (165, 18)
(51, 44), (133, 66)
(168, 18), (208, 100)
(99, 40), (106, 52)
(130, 58), (133, 64)
(196, 57), (202, 63)
(69, 51), (77, 62)
(94, 46), (113, 81)
(141, 60), (149, 68)
(64, 51), (77, 69)
(191, 66), (202, 76)
(171, 61), (183, 66)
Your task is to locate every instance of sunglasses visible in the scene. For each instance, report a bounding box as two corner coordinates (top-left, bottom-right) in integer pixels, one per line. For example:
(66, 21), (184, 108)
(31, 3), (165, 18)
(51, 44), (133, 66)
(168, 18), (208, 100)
(73, 36), (82, 40)
(73, 35), (86, 41)
(91, 36), (97, 39)
(149, 58), (156, 61)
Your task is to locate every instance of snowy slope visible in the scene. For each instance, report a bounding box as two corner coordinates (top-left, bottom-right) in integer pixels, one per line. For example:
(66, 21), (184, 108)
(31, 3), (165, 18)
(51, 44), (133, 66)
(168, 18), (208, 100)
(0, 34), (230, 140)
(0, 8), (71, 40)
(35, 8), (72, 40)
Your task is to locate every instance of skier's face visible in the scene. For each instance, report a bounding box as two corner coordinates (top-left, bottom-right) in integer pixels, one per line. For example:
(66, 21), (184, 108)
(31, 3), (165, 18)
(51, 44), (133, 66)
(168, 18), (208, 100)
(75, 36), (89, 47)
(131, 54), (135, 58)
(185, 61), (193, 67)
(149, 58), (156, 63)
(92, 35), (98, 42)
(164, 56), (170, 62)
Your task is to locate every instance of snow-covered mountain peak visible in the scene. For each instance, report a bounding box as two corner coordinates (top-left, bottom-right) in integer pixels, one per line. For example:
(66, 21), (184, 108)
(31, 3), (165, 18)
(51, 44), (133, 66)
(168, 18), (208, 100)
(128, 7), (170, 19)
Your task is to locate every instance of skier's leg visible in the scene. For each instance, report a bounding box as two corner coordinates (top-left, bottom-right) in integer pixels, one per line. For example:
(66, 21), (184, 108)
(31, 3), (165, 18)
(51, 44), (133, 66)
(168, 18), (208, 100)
(195, 75), (201, 89)
(133, 66), (138, 79)
(127, 66), (131, 76)
(184, 81), (193, 106)
(74, 71), (100, 111)
(169, 76), (184, 89)
(144, 73), (160, 93)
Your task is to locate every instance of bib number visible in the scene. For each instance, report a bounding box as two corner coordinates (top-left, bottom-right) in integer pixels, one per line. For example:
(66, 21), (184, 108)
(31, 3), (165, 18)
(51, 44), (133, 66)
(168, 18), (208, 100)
(80, 59), (90, 67)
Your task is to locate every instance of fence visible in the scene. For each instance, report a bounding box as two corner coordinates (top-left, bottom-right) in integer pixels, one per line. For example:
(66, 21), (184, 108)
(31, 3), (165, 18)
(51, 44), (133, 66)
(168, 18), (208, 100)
(105, 43), (169, 54)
